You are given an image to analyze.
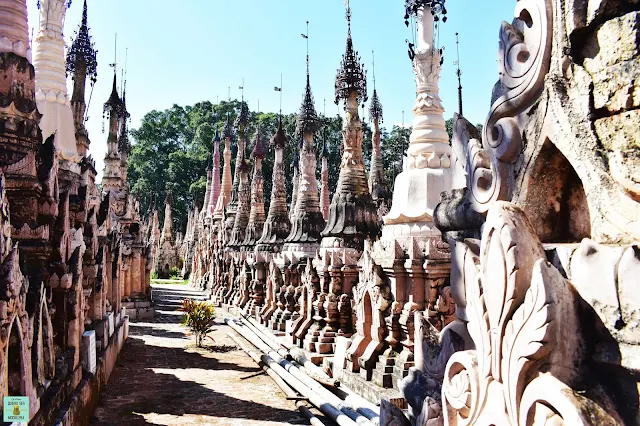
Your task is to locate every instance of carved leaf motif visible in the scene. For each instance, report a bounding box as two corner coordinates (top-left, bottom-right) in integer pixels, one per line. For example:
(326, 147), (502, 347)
(501, 262), (552, 425)
(464, 272), (491, 423)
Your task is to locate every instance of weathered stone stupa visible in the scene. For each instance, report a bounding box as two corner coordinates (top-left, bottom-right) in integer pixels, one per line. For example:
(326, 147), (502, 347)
(0, 0), (151, 422)
(306, 1), (380, 356)
(256, 118), (292, 321)
(155, 192), (179, 278)
(269, 34), (326, 335)
(207, 127), (222, 217)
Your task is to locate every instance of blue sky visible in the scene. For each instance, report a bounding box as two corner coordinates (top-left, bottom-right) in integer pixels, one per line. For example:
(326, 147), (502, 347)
(27, 0), (515, 178)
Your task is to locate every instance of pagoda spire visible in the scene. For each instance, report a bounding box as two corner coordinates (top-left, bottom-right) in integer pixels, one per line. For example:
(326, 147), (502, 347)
(34, 0), (79, 168)
(242, 129), (267, 247)
(67, 0), (98, 148)
(227, 144), (250, 249)
(202, 156), (212, 219)
(322, 1), (379, 247)
(368, 50), (390, 214)
(385, 1), (452, 227)
(101, 71), (125, 192)
(455, 31), (463, 116)
(289, 143), (300, 220)
(160, 192), (175, 245)
(257, 118), (291, 251)
(213, 114), (233, 221)
(227, 99), (249, 217)
(320, 125), (330, 221)
(207, 127), (221, 216)
(283, 22), (325, 255)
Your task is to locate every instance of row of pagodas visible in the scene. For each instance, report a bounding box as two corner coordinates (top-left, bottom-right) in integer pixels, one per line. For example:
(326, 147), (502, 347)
(186, 1), (456, 399)
(189, 0), (640, 424)
(0, 0), (154, 422)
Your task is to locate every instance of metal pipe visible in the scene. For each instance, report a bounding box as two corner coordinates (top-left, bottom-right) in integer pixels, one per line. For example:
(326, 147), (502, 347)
(240, 315), (289, 358)
(225, 318), (358, 426)
(227, 332), (303, 401)
(241, 315), (338, 387)
(296, 401), (329, 426)
(233, 317), (378, 424)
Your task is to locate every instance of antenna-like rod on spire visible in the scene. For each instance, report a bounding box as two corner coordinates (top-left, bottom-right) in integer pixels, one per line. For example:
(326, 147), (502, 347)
(346, 0), (352, 37)
(372, 50), (377, 90)
(113, 33), (117, 76)
(306, 21), (310, 75)
(109, 34), (118, 79)
(228, 86), (231, 102)
(123, 48), (129, 95)
(239, 78), (245, 103)
(274, 75), (284, 116)
(455, 32), (463, 116)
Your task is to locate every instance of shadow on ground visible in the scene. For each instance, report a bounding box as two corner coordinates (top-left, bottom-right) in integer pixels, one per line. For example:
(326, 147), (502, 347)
(90, 285), (304, 426)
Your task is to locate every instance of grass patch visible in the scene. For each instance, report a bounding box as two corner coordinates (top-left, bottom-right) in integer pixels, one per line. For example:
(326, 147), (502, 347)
(152, 279), (189, 285)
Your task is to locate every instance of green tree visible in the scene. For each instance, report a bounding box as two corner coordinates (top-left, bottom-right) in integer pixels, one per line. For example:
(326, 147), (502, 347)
(128, 101), (394, 234)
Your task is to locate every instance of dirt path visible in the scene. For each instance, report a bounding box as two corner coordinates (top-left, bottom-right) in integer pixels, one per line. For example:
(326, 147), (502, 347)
(90, 284), (305, 426)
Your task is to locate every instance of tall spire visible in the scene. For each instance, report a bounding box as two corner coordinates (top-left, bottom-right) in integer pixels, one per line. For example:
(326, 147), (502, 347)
(283, 21), (325, 254)
(334, 1), (367, 108)
(295, 21), (319, 137)
(228, 98), (250, 216)
(101, 71), (125, 192)
(320, 125), (330, 221)
(257, 118), (291, 251)
(161, 192), (174, 245)
(368, 50), (389, 214)
(34, 0), (79, 167)
(385, 0), (451, 226)
(322, 1), (379, 247)
(67, 0), (98, 143)
(207, 127), (221, 216)
(368, 50), (383, 122)
(242, 129), (267, 248)
(455, 31), (463, 116)
(289, 147), (300, 220)
(213, 122), (233, 221)
(228, 146), (251, 249)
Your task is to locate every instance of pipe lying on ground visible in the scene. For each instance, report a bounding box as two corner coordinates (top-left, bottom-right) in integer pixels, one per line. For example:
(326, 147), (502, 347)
(289, 347), (340, 388)
(239, 316), (339, 388)
(227, 332), (306, 401)
(233, 317), (380, 424)
(297, 400), (329, 426)
(243, 314), (293, 349)
(238, 316), (380, 424)
(225, 318), (360, 426)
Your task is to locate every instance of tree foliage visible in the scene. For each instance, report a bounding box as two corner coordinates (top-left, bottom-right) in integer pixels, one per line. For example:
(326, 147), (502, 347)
(127, 100), (478, 234)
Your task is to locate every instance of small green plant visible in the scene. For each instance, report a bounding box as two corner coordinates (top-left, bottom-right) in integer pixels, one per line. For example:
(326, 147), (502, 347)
(180, 299), (216, 347)
(169, 266), (181, 280)
(150, 271), (158, 280)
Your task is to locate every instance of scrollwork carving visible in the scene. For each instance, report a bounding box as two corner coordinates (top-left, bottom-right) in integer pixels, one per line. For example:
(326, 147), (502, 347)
(442, 202), (620, 425)
(469, 0), (552, 213)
